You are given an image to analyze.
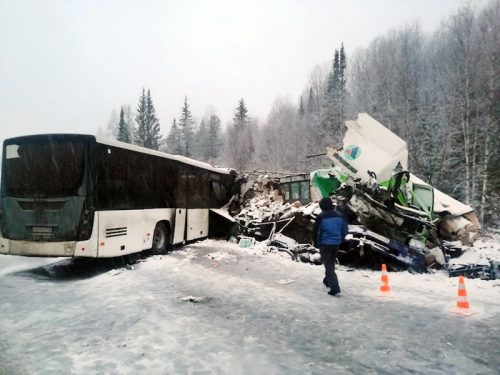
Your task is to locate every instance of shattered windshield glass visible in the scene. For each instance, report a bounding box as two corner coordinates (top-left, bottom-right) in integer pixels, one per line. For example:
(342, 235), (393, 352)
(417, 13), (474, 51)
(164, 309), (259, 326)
(3, 138), (85, 198)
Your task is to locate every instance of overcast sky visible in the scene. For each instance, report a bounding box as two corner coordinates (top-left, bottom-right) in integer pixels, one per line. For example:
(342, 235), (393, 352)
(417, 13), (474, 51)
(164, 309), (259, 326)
(0, 0), (473, 143)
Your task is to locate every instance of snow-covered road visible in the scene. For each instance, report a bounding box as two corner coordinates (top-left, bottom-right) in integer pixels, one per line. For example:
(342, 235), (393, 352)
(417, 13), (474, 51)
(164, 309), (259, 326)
(1, 240), (499, 374)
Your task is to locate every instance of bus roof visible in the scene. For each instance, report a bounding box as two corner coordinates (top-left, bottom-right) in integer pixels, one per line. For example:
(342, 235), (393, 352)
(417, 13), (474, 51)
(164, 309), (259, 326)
(3, 133), (233, 176)
(95, 136), (233, 175)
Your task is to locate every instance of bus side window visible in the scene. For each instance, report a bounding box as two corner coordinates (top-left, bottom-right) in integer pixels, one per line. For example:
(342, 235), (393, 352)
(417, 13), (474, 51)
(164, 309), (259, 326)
(210, 179), (226, 206)
(95, 145), (128, 209)
(176, 168), (188, 208)
(94, 145), (106, 209)
(126, 152), (140, 209)
(188, 169), (210, 208)
(159, 159), (176, 208)
(146, 154), (167, 209)
(127, 153), (175, 209)
(199, 173), (211, 208)
(139, 154), (155, 208)
(211, 180), (221, 200)
(108, 147), (130, 209)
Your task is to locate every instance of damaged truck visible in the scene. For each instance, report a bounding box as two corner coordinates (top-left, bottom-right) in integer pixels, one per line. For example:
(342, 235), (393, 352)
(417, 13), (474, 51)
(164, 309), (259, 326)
(313, 113), (480, 272)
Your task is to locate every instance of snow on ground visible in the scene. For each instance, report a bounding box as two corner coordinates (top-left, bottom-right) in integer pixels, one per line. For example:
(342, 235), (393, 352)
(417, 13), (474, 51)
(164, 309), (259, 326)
(448, 236), (500, 266)
(0, 239), (499, 374)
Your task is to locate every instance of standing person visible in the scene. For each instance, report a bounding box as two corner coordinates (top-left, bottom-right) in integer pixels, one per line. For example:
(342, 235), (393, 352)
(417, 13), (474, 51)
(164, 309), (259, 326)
(314, 197), (348, 296)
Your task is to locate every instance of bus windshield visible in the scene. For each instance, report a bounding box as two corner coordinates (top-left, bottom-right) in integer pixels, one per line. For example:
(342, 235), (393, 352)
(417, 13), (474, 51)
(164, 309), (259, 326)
(3, 138), (86, 198)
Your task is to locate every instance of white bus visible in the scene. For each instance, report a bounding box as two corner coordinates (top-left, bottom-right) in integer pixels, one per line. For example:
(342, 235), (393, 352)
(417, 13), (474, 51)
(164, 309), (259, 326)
(0, 134), (237, 258)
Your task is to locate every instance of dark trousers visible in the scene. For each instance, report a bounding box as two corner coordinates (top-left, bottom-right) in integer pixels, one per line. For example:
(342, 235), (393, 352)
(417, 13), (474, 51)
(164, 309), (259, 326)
(319, 245), (340, 294)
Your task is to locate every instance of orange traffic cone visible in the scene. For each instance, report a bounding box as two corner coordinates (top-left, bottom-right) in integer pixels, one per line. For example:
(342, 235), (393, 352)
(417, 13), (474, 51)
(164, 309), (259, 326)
(377, 264), (394, 298)
(450, 276), (475, 316)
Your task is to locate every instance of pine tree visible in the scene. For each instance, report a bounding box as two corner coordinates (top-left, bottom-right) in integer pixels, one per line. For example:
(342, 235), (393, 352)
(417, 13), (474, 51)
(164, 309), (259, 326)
(226, 99), (254, 171)
(166, 118), (183, 154)
(322, 49), (340, 131)
(327, 49), (340, 95)
(145, 90), (162, 149)
(207, 114), (222, 161)
(338, 43), (347, 128)
(178, 96), (195, 157)
(195, 119), (209, 159)
(234, 99), (249, 129)
(320, 44), (347, 146)
(134, 89), (147, 145)
(134, 88), (162, 150)
(123, 105), (135, 144)
(234, 98), (254, 155)
(116, 106), (131, 143)
(320, 52), (336, 140)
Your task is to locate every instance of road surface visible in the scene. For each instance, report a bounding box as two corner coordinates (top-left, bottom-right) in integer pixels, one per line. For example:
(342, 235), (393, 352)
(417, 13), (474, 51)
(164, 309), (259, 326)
(1, 240), (499, 374)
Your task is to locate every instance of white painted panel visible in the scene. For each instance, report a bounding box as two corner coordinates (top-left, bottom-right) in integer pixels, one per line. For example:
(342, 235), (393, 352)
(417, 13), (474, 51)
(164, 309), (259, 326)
(186, 209), (209, 241)
(97, 208), (175, 258)
(74, 212), (99, 257)
(343, 113), (408, 182)
(173, 209), (186, 245)
(0, 232), (9, 254)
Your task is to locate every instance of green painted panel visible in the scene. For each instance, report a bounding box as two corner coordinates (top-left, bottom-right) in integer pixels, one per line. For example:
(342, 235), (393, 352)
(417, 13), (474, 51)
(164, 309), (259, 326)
(311, 170), (341, 198)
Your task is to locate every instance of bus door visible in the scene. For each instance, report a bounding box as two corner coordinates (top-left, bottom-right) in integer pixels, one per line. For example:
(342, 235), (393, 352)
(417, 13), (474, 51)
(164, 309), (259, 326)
(173, 208), (186, 245)
(173, 168), (188, 244)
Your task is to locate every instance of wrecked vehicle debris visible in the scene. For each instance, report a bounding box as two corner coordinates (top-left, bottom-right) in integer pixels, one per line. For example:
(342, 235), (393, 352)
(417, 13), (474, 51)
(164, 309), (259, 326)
(308, 114), (487, 274)
(447, 261), (499, 280)
(231, 113), (497, 279)
(343, 225), (428, 272)
(233, 176), (321, 264)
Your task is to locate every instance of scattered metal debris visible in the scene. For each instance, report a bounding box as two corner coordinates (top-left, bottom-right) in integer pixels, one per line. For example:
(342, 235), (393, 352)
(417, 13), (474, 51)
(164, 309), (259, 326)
(448, 261), (499, 280)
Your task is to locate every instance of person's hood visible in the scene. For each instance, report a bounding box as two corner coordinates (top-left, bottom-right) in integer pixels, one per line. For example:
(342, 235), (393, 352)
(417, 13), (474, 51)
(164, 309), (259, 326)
(319, 197), (334, 211)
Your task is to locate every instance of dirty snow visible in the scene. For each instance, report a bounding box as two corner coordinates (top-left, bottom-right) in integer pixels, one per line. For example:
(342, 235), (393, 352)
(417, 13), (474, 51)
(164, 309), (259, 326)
(0, 239), (499, 374)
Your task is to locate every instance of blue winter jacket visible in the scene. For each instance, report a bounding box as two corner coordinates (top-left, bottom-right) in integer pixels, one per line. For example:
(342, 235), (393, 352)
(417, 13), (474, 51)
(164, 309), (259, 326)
(314, 210), (348, 246)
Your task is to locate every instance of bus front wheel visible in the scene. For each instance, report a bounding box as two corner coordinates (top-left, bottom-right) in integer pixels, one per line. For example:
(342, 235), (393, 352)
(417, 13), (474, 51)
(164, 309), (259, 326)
(152, 222), (171, 255)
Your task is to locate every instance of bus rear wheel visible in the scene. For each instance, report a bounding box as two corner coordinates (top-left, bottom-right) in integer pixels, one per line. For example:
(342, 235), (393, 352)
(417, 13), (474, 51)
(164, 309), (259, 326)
(152, 222), (171, 255)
